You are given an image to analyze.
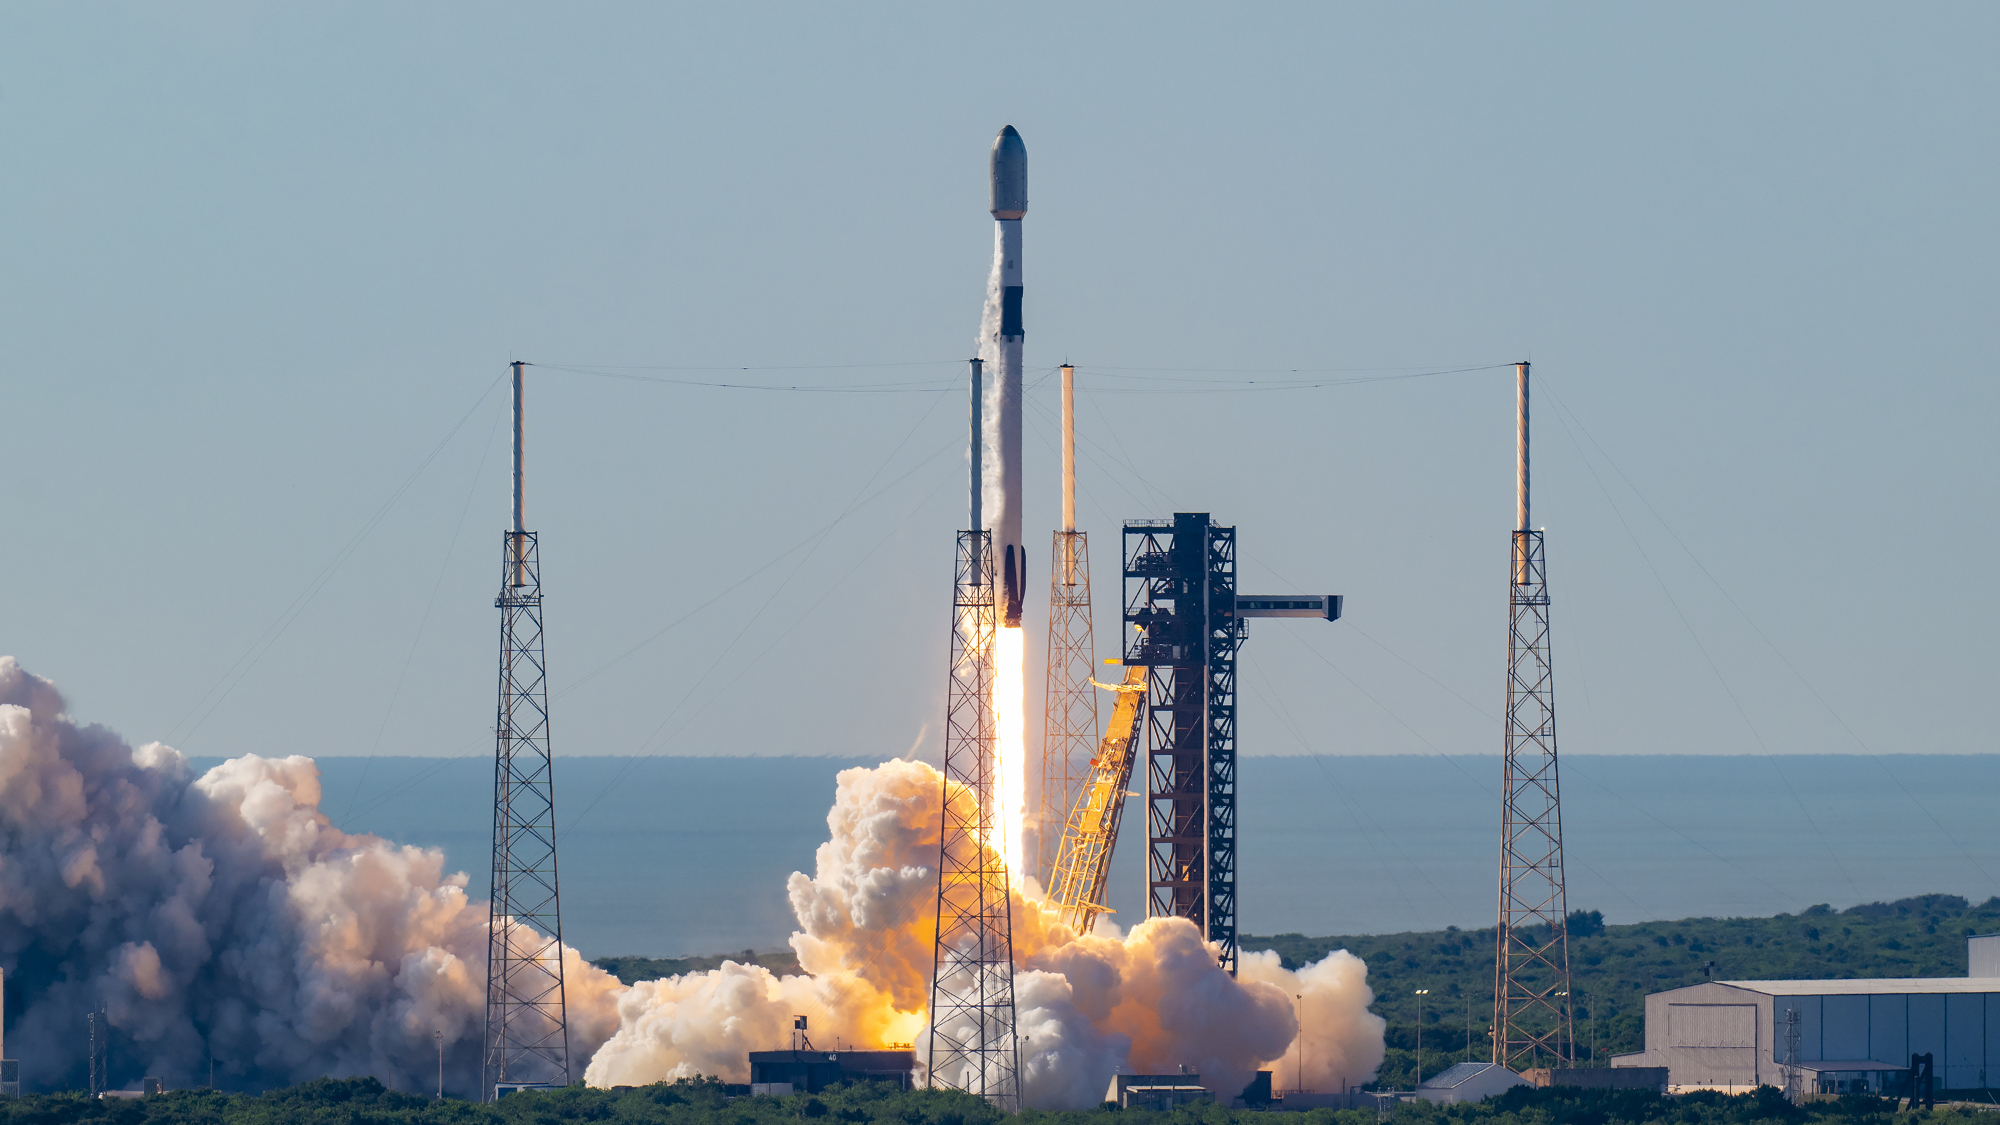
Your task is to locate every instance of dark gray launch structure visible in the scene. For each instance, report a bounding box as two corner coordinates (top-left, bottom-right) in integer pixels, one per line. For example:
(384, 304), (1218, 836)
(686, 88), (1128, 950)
(1123, 514), (1340, 976)
(484, 361), (571, 1099)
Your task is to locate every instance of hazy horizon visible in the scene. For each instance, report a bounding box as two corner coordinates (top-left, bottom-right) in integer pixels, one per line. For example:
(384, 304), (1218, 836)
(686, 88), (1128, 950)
(252, 752), (2000, 957)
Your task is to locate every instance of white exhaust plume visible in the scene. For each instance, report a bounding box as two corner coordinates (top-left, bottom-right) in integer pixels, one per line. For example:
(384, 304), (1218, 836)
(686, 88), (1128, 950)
(0, 657), (623, 1093)
(1241, 946), (1388, 1093)
(586, 758), (1387, 1107)
(0, 654), (1383, 1102)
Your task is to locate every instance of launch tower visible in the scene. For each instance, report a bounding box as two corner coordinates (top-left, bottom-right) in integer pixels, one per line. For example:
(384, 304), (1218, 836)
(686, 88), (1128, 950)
(1123, 515), (1340, 975)
(927, 359), (1021, 1112)
(484, 361), (572, 1097)
(1492, 360), (1575, 1069)
(1126, 515), (1242, 970)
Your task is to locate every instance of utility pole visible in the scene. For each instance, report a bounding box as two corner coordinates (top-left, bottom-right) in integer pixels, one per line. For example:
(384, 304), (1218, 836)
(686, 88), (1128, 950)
(1493, 360), (1575, 1070)
(1415, 990), (1428, 1085)
(1589, 994), (1597, 1067)
(1295, 994), (1304, 1094)
(436, 1030), (444, 1099)
(1782, 1009), (1801, 1101)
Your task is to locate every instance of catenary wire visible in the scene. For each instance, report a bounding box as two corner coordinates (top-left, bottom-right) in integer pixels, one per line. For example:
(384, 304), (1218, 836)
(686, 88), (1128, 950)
(167, 371), (508, 750)
(1538, 378), (1992, 884)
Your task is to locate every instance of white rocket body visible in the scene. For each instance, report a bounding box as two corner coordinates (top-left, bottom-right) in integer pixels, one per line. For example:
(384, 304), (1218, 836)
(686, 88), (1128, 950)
(984, 125), (1028, 627)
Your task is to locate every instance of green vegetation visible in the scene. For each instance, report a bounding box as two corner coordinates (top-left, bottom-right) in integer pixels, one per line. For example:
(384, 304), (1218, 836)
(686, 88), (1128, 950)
(1245, 894), (2000, 1088)
(593, 950), (800, 985)
(5, 1077), (1996, 1125)
(0, 1078), (987, 1125)
(590, 894), (2000, 1097)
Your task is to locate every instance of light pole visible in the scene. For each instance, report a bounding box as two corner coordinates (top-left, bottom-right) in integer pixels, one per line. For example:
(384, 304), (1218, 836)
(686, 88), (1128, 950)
(1414, 990), (1429, 1086)
(1554, 992), (1569, 1067)
(1588, 993), (1596, 1067)
(435, 1030), (444, 1099)
(1295, 994), (1305, 1094)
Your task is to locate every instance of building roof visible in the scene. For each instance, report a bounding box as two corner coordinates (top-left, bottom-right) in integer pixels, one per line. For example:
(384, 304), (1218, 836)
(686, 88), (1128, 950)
(1716, 978), (2000, 995)
(1795, 1061), (1913, 1072)
(1419, 1063), (1515, 1090)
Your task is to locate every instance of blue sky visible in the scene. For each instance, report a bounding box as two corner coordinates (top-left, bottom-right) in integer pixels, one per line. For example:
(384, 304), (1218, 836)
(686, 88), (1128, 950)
(3, 3), (1996, 771)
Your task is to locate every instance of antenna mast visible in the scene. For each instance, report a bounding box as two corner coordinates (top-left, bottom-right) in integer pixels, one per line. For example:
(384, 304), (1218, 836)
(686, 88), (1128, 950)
(1493, 360), (1574, 1069)
(484, 360), (571, 1098)
(1041, 363), (1096, 882)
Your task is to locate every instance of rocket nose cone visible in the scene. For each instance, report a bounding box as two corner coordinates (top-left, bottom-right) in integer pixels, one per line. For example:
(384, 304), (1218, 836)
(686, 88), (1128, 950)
(990, 126), (1027, 219)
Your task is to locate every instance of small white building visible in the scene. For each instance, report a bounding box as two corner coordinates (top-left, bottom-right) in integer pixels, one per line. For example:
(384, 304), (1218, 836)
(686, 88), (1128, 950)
(1412, 1062), (1531, 1104)
(1613, 934), (2000, 1092)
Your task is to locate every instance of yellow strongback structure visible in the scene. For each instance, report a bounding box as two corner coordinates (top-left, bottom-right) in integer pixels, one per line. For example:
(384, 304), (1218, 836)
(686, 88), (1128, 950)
(1047, 664), (1148, 932)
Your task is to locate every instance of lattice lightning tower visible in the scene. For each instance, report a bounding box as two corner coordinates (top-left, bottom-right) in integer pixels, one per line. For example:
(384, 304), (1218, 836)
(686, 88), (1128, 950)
(927, 359), (1020, 1112)
(1492, 360), (1574, 1070)
(1041, 364), (1097, 885)
(484, 361), (571, 1097)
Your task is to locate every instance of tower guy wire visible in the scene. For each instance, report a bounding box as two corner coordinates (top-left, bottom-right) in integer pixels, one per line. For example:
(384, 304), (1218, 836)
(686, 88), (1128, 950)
(1493, 361), (1575, 1069)
(483, 361), (571, 1097)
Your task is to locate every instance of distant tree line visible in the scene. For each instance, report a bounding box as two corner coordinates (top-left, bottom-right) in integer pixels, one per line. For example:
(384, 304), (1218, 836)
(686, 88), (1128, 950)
(1244, 893), (2000, 1086)
(0, 1076), (1990, 1125)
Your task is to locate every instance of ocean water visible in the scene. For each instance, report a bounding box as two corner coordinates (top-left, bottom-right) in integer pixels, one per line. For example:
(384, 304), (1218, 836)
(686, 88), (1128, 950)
(208, 753), (2000, 959)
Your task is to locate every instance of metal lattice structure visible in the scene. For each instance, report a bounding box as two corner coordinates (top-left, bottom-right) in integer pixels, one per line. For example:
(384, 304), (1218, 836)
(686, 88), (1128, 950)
(1125, 514), (1244, 975)
(484, 362), (570, 1097)
(1047, 662), (1146, 933)
(1039, 367), (1098, 889)
(1041, 530), (1095, 884)
(87, 1005), (107, 1097)
(927, 529), (1020, 1112)
(1493, 360), (1573, 1070)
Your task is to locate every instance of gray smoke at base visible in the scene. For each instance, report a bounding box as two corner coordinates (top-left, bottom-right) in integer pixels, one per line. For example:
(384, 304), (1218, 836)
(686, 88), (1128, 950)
(0, 657), (622, 1093)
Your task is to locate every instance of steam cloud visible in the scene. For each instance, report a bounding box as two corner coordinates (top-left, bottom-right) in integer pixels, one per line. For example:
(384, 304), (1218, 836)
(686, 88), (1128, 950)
(585, 759), (1386, 1107)
(0, 657), (622, 1094)
(0, 656), (1384, 1105)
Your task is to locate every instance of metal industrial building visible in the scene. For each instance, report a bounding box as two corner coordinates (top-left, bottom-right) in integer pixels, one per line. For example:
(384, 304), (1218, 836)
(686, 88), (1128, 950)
(747, 1050), (916, 1093)
(1613, 935), (2000, 1092)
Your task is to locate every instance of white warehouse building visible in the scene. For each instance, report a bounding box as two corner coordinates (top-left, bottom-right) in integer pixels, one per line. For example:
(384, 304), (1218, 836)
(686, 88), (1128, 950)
(1613, 934), (2000, 1093)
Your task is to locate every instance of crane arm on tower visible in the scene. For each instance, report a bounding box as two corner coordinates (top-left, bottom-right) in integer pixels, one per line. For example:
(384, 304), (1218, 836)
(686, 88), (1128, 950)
(1048, 662), (1148, 933)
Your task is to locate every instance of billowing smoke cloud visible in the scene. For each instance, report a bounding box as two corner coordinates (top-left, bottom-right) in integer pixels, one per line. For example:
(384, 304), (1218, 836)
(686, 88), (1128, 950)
(0, 655), (1382, 1103)
(586, 758), (1386, 1108)
(1241, 948), (1387, 1093)
(0, 657), (622, 1094)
